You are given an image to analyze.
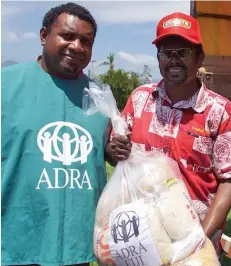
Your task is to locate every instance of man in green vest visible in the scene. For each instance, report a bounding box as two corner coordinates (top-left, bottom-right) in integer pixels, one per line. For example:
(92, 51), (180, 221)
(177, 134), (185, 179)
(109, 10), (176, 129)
(1, 2), (131, 266)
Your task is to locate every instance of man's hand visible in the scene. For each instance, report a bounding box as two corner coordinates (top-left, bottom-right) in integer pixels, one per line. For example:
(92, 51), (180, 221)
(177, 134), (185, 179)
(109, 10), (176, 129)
(105, 131), (132, 166)
(111, 133), (132, 161)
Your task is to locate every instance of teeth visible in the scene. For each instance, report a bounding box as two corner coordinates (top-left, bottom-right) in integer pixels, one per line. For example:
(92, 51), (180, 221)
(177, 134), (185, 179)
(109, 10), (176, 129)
(168, 68), (183, 73)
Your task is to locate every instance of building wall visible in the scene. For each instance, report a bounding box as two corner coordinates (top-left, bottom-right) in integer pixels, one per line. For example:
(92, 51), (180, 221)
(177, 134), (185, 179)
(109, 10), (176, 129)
(203, 56), (231, 100)
(192, 1), (231, 100)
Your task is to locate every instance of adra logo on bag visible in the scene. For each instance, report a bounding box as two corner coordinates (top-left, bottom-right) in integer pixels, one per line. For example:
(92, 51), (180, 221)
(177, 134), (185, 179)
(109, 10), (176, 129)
(111, 211), (140, 244)
(37, 121), (93, 165)
(108, 200), (162, 266)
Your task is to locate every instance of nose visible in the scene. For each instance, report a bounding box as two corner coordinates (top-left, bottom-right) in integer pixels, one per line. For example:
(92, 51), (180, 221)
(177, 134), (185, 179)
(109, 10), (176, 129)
(169, 51), (181, 64)
(69, 39), (84, 52)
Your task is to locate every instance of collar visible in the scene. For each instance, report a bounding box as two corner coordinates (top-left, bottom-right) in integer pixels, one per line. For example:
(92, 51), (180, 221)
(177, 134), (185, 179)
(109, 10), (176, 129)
(152, 79), (209, 113)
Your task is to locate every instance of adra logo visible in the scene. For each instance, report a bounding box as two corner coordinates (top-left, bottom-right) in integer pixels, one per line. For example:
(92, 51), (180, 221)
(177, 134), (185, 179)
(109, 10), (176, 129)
(37, 121), (93, 165)
(111, 211), (140, 243)
(36, 122), (93, 190)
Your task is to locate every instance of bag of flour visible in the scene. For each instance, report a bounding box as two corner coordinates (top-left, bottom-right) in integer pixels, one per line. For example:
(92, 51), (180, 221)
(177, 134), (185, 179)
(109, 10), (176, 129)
(83, 82), (220, 266)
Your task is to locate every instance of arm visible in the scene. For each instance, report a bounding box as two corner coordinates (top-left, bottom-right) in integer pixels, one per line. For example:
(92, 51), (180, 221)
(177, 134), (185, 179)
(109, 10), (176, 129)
(202, 179), (231, 238)
(202, 107), (231, 238)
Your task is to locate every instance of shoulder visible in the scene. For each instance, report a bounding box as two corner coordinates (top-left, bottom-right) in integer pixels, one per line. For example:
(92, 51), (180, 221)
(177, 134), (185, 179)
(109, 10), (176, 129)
(201, 87), (231, 134)
(132, 83), (158, 94)
(2, 62), (34, 75)
(205, 87), (231, 112)
(2, 62), (36, 84)
(130, 83), (158, 101)
(1, 62), (38, 102)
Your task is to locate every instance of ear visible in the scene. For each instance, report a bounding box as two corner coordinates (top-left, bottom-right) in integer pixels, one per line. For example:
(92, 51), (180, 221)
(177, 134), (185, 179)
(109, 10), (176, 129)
(196, 50), (205, 69)
(40, 27), (49, 46)
(157, 51), (161, 64)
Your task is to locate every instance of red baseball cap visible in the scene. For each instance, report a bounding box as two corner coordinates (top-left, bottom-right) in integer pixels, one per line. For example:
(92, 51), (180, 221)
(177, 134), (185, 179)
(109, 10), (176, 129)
(152, 12), (203, 46)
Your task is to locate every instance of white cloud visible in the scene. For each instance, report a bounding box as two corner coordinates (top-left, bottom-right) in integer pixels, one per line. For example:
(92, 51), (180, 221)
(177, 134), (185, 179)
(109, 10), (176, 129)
(3, 31), (38, 43)
(22, 32), (38, 40)
(6, 31), (20, 42)
(1, 4), (22, 18)
(2, 1), (190, 24)
(117, 52), (158, 66)
(83, 1), (190, 24)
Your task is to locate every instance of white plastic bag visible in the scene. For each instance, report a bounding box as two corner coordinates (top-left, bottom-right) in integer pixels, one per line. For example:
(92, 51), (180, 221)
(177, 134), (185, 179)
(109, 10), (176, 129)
(83, 81), (127, 135)
(83, 82), (220, 266)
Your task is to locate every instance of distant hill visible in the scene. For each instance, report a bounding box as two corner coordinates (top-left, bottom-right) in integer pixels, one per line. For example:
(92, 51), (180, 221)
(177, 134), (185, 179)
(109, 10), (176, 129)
(1, 60), (17, 67)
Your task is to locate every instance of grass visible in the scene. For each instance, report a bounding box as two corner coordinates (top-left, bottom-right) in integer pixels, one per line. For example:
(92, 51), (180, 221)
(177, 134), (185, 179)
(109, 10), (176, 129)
(224, 211), (231, 236)
(106, 162), (114, 179)
(91, 163), (231, 265)
(221, 211), (231, 265)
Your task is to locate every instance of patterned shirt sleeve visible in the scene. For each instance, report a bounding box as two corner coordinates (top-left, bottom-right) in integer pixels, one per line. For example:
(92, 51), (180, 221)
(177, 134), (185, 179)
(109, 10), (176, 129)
(121, 93), (134, 129)
(212, 103), (231, 180)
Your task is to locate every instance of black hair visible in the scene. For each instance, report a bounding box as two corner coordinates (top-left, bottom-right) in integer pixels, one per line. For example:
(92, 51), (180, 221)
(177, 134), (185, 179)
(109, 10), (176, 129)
(195, 44), (204, 57)
(42, 2), (97, 37)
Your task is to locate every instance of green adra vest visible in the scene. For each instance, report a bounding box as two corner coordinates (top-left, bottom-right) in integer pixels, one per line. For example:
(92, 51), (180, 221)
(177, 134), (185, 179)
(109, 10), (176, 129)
(1, 62), (109, 265)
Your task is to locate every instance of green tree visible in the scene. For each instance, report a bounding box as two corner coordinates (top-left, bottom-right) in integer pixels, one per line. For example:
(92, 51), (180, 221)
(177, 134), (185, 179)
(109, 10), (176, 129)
(100, 68), (141, 111)
(128, 71), (141, 91)
(99, 53), (115, 71)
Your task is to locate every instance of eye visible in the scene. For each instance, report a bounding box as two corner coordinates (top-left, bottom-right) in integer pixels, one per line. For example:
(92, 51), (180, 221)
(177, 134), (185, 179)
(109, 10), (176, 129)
(178, 48), (191, 59)
(80, 37), (93, 46)
(163, 50), (173, 58)
(61, 33), (75, 41)
(159, 50), (172, 60)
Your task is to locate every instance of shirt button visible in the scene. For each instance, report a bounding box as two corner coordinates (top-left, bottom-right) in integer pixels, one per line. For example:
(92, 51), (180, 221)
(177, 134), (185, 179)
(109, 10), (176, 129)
(163, 147), (168, 154)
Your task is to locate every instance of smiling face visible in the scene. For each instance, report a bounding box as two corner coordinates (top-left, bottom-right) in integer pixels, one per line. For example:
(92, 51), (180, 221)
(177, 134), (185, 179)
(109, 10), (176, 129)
(40, 13), (95, 79)
(157, 36), (204, 87)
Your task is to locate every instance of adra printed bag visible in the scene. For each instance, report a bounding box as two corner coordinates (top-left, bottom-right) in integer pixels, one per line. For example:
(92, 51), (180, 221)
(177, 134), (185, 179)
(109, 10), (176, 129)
(83, 82), (220, 266)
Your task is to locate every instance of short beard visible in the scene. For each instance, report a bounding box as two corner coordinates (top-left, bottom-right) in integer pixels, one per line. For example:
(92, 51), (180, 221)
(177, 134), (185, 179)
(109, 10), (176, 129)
(165, 75), (188, 86)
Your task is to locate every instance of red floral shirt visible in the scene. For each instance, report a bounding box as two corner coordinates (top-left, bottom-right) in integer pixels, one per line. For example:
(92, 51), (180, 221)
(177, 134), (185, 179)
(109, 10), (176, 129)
(121, 79), (231, 254)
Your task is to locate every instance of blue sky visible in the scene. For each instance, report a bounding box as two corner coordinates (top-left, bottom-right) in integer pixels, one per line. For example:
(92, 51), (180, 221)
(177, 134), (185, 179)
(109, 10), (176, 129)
(2, 0), (190, 79)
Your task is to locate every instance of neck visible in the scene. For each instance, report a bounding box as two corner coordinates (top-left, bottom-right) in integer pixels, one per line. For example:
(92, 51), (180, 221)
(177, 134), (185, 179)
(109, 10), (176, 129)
(165, 78), (200, 104)
(38, 56), (49, 74)
(38, 55), (81, 80)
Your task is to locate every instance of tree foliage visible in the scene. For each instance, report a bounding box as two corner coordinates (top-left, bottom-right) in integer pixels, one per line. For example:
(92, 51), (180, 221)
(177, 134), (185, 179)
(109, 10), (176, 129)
(99, 53), (115, 71)
(99, 68), (141, 111)
(97, 54), (154, 110)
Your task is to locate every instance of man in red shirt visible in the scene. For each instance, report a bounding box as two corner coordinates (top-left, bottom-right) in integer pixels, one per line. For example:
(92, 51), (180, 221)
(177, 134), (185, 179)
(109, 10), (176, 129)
(109, 12), (231, 256)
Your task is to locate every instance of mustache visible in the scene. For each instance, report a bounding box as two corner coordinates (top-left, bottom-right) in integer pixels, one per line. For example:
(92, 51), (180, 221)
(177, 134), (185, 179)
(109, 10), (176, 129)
(166, 64), (187, 71)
